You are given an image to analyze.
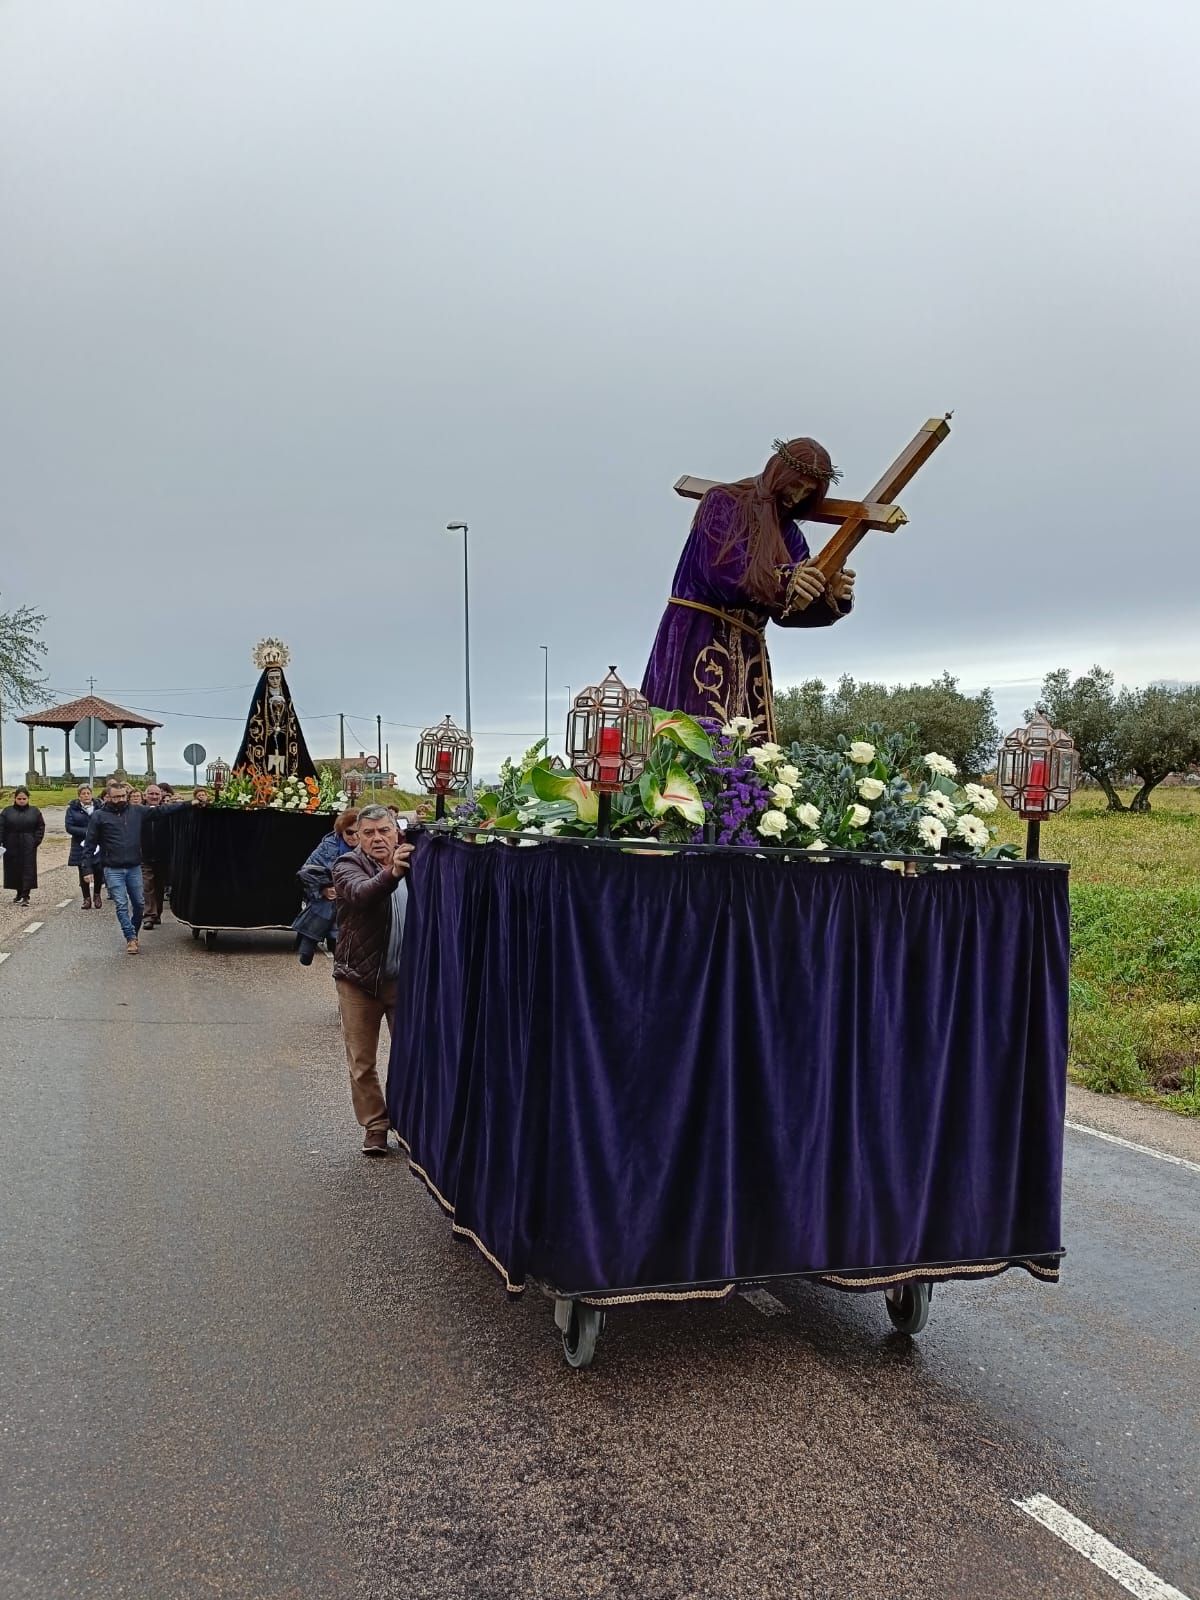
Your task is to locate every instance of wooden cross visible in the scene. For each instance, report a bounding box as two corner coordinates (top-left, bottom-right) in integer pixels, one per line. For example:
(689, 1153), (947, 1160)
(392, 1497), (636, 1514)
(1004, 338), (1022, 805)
(674, 413), (952, 580)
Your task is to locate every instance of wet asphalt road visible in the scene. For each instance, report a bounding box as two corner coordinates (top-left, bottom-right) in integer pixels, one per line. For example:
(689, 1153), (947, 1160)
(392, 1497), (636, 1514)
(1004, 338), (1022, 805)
(1, 869), (1197, 1600)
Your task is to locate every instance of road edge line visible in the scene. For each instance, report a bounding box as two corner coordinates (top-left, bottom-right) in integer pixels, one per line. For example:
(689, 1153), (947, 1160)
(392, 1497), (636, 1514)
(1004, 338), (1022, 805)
(1014, 1494), (1193, 1600)
(1065, 1120), (1200, 1177)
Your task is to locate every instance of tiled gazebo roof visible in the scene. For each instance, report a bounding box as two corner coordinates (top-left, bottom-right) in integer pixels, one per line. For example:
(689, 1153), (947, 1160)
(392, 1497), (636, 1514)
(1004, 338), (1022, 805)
(17, 694), (161, 731)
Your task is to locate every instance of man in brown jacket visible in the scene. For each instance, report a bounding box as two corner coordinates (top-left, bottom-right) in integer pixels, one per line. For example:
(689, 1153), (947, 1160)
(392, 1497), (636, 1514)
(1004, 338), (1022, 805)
(331, 805), (414, 1155)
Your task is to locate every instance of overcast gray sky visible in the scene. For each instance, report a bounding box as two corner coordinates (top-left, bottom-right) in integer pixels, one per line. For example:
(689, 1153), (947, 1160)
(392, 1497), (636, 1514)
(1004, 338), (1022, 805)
(2, 0), (1197, 783)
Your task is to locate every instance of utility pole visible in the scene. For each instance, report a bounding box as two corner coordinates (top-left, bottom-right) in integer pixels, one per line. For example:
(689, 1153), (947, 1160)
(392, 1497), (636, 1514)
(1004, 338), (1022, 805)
(385, 742), (390, 783)
(0, 687), (5, 787)
(540, 644), (549, 747)
(376, 714), (382, 772)
(339, 713), (345, 772)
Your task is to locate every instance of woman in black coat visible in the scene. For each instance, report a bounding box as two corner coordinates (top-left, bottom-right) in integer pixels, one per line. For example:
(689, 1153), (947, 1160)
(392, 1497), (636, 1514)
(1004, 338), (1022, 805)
(0, 788), (46, 906)
(65, 784), (104, 908)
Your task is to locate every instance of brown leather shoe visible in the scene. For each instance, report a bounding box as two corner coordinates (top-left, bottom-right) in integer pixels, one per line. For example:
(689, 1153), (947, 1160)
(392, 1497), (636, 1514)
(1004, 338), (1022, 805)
(126, 938), (139, 954)
(361, 1127), (390, 1157)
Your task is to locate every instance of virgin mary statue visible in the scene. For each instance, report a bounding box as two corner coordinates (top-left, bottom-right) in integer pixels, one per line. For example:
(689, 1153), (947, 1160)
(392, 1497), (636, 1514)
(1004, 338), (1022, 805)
(234, 638), (317, 780)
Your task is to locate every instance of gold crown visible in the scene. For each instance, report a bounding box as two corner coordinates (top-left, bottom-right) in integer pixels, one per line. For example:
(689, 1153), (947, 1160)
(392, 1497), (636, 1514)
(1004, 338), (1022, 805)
(253, 637), (291, 670)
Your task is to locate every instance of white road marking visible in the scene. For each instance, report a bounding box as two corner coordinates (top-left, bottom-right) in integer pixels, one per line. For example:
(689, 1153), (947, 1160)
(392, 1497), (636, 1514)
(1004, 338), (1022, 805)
(56, 898), (73, 908)
(740, 1287), (789, 1317)
(1066, 1120), (1200, 1178)
(21, 922), (44, 935)
(0, 952), (9, 966)
(1014, 1494), (1193, 1600)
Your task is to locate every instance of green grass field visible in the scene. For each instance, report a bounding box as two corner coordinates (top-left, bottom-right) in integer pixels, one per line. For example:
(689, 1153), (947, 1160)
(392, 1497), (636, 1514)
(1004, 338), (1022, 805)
(991, 788), (1200, 1115)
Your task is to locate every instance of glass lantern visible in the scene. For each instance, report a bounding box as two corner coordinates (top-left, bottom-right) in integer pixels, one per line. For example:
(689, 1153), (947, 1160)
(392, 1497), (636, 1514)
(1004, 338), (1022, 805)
(567, 667), (652, 834)
(206, 756), (231, 795)
(415, 714), (474, 818)
(997, 711), (1077, 820)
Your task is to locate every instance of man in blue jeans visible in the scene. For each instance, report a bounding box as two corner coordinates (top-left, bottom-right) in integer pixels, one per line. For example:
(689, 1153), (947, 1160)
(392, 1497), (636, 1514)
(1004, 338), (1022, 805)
(85, 781), (184, 953)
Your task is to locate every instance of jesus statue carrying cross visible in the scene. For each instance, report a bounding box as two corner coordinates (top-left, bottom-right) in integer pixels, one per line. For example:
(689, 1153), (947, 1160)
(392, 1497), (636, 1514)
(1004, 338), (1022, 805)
(640, 417), (950, 741)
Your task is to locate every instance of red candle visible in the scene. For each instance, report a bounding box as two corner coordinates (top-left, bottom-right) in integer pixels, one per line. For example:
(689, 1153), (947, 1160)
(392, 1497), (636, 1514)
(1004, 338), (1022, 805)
(436, 749), (452, 773)
(599, 726), (621, 755)
(1025, 753), (1048, 812)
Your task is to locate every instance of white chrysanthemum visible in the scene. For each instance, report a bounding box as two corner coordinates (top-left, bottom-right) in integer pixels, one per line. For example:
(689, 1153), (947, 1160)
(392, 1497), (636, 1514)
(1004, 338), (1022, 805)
(924, 752), (958, 778)
(922, 791), (956, 820)
(722, 716), (755, 738)
(955, 813), (990, 849)
(848, 804), (871, 828)
(757, 809), (788, 838)
(857, 777), (885, 801)
(778, 764), (800, 787)
(794, 802), (822, 829)
(917, 815), (946, 850)
(772, 782), (794, 806)
(848, 741), (876, 765)
(964, 782), (998, 815)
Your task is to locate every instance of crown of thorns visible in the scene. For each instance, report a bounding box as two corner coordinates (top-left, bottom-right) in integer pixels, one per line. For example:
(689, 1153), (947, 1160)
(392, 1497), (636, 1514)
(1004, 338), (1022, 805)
(772, 439), (842, 483)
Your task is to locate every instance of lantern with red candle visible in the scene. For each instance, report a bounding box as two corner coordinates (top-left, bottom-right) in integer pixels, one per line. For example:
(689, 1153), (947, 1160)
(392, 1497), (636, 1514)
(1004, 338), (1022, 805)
(997, 710), (1077, 858)
(415, 714), (474, 819)
(567, 667), (653, 835)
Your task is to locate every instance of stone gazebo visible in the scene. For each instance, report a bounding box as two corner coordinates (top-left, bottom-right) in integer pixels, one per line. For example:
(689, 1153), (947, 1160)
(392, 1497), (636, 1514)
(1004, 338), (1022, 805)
(17, 695), (162, 786)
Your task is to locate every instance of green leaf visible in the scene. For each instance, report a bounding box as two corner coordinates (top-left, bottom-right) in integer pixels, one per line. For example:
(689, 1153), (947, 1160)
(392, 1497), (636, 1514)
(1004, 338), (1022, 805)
(529, 764), (599, 824)
(476, 791), (500, 818)
(651, 709), (713, 761)
(644, 764), (705, 825)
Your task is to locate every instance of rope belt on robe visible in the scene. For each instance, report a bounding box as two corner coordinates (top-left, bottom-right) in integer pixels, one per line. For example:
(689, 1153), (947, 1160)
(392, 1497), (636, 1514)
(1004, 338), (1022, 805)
(666, 595), (776, 741)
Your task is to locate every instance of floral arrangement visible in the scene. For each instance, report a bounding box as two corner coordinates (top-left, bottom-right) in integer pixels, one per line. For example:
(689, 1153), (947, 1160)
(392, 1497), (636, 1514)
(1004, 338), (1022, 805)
(211, 765), (350, 815)
(453, 713), (1014, 864)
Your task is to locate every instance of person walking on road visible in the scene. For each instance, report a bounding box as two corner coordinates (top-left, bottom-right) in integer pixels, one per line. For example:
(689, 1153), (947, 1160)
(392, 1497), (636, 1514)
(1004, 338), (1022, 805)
(0, 788), (45, 906)
(331, 805), (413, 1156)
(65, 784), (104, 908)
(140, 783), (167, 928)
(85, 781), (186, 952)
(292, 808), (359, 966)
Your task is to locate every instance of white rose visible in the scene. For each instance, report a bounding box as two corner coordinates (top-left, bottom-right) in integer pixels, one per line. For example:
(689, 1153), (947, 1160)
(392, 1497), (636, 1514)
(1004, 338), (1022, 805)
(771, 782), (794, 806)
(848, 741), (876, 765)
(778, 764), (800, 787)
(721, 716), (755, 738)
(805, 838), (829, 852)
(847, 803), (871, 828)
(924, 752), (958, 778)
(881, 859), (906, 873)
(794, 802), (822, 829)
(759, 742), (782, 758)
(955, 813), (989, 849)
(917, 815), (946, 850)
(750, 747), (782, 770)
(757, 809), (788, 838)
(857, 777), (885, 801)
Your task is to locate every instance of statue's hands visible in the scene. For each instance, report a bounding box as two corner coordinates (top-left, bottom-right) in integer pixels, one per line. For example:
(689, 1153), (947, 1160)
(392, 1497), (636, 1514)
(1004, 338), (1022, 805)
(828, 567), (856, 606)
(782, 563), (826, 615)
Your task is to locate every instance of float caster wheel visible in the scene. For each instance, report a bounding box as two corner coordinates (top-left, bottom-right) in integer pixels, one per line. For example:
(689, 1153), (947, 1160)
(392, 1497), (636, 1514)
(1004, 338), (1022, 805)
(204, 929), (218, 949)
(885, 1281), (931, 1335)
(191, 928), (200, 941)
(554, 1298), (604, 1369)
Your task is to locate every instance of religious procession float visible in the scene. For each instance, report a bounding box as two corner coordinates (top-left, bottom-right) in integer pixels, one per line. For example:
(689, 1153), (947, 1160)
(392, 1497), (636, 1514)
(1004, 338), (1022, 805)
(147, 639), (348, 945)
(381, 416), (1077, 1368)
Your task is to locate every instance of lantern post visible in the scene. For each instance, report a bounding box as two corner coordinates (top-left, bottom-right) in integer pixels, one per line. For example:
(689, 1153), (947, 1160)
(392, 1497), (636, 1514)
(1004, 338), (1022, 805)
(997, 710), (1078, 860)
(415, 714), (474, 821)
(566, 666), (653, 838)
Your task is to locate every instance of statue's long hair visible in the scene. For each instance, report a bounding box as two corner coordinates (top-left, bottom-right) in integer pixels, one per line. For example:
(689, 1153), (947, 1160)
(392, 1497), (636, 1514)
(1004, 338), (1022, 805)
(706, 436), (839, 606)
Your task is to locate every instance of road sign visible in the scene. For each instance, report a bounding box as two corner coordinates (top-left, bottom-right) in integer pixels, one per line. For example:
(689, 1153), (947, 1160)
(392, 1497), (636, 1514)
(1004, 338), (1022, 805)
(364, 755), (380, 771)
(183, 742), (208, 787)
(73, 717), (109, 753)
(73, 716), (108, 788)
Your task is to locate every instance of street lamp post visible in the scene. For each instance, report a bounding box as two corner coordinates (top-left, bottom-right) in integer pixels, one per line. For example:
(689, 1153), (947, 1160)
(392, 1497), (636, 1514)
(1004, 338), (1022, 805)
(446, 523), (472, 751)
(540, 644), (549, 748)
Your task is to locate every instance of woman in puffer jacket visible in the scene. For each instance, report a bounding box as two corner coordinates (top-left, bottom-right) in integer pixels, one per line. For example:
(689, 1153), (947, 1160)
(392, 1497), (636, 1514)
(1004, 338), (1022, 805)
(65, 784), (104, 908)
(292, 808), (359, 965)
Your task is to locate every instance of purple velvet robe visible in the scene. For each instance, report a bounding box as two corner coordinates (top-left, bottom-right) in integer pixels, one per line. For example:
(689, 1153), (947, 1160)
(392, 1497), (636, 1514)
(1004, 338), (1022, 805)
(641, 489), (849, 739)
